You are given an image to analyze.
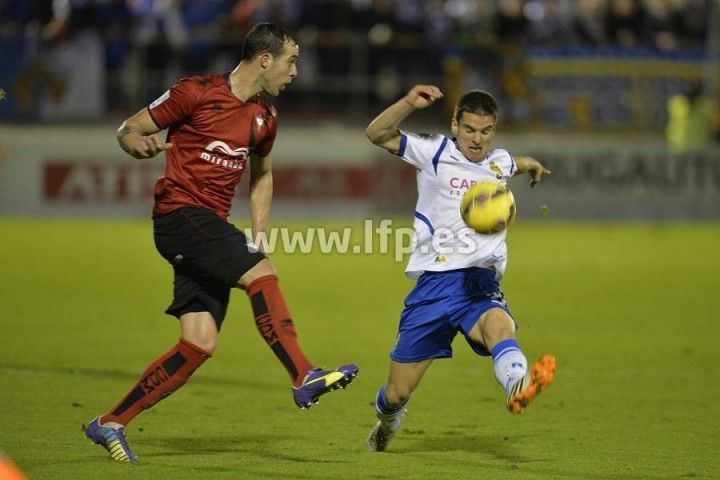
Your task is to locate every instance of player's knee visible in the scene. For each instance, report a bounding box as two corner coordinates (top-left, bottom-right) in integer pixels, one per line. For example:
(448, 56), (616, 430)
(198, 339), (217, 355)
(237, 259), (276, 288)
(478, 308), (515, 346)
(182, 333), (218, 355)
(180, 312), (219, 354)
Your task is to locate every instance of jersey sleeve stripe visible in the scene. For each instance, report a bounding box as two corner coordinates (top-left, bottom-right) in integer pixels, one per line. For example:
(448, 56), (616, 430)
(414, 211), (435, 235)
(398, 133), (408, 157)
(432, 137), (448, 174)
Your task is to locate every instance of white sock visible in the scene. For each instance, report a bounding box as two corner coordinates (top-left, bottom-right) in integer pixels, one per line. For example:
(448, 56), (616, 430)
(491, 340), (528, 396)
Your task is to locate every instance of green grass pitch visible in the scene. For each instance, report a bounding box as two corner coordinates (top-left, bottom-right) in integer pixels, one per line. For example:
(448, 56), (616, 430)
(0, 218), (719, 479)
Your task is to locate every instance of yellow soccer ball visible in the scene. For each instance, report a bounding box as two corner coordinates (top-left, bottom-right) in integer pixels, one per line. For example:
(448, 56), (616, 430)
(460, 181), (516, 234)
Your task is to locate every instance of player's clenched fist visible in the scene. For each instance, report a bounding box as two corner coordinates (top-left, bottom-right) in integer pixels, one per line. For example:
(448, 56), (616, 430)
(404, 85), (443, 109)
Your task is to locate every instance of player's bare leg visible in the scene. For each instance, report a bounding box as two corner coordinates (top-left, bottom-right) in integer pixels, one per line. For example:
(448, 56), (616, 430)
(368, 359), (432, 451)
(180, 312), (219, 354)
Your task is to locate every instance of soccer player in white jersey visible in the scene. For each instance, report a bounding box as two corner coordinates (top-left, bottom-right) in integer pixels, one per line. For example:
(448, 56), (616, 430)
(364, 85), (557, 452)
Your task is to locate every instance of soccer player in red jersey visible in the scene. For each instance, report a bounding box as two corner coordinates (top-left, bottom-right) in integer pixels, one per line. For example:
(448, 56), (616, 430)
(84, 23), (358, 463)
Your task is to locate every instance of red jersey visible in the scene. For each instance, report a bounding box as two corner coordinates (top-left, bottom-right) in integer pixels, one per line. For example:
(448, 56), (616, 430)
(147, 74), (277, 218)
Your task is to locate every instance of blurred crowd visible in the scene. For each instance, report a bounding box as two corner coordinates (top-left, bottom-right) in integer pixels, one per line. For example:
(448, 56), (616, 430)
(0, 0), (714, 128)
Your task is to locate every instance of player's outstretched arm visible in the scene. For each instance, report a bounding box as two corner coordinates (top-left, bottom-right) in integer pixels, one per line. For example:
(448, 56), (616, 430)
(514, 155), (551, 187)
(365, 84), (443, 154)
(117, 108), (172, 159)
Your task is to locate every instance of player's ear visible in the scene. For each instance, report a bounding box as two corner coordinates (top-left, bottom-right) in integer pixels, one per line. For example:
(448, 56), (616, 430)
(259, 53), (273, 69)
(450, 116), (458, 136)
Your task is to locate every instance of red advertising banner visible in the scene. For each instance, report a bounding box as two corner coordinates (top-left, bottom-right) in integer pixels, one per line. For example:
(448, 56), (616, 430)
(42, 160), (416, 203)
(44, 160), (161, 202)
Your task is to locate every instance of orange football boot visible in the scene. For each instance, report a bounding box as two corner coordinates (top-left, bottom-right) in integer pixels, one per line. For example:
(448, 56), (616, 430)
(506, 354), (556, 414)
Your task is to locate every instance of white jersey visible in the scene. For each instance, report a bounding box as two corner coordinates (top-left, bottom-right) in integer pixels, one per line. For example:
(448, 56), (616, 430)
(398, 130), (517, 280)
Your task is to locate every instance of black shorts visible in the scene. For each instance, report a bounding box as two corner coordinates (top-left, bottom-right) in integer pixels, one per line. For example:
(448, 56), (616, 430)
(153, 206), (265, 329)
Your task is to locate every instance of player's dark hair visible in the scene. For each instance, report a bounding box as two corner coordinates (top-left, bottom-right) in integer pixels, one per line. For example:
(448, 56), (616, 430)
(454, 90), (499, 122)
(241, 23), (296, 61)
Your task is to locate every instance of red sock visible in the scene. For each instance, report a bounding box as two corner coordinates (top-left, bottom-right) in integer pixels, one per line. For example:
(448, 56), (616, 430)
(246, 275), (313, 387)
(101, 338), (211, 426)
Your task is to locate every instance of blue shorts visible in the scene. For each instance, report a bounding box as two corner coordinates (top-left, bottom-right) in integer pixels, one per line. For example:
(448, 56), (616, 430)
(390, 267), (514, 363)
